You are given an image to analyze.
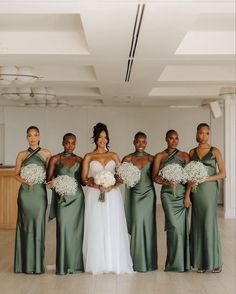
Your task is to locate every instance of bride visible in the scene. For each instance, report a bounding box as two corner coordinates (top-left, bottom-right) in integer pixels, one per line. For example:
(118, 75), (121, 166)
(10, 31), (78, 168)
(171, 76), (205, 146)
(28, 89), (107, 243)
(81, 123), (133, 274)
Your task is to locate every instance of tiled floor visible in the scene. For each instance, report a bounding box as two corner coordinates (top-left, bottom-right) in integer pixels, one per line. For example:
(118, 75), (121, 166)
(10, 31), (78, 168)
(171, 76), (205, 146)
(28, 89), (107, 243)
(0, 205), (235, 294)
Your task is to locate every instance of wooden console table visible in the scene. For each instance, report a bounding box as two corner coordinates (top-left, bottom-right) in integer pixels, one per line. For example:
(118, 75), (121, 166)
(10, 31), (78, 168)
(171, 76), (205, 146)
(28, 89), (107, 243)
(0, 169), (20, 229)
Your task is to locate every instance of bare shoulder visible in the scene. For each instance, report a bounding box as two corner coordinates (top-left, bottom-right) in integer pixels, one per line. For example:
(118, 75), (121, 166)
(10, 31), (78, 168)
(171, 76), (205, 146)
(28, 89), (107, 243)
(179, 150), (189, 158)
(76, 156), (83, 163)
(212, 146), (221, 156)
(50, 154), (60, 163)
(122, 154), (132, 162)
(154, 151), (165, 159)
(83, 152), (94, 161)
(148, 154), (154, 162)
(16, 150), (28, 161)
(108, 151), (118, 159)
(41, 148), (51, 157)
(189, 148), (195, 157)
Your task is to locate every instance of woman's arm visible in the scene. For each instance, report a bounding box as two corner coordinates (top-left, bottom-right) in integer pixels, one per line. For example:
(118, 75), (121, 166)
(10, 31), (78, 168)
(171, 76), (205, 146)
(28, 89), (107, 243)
(15, 152), (27, 184)
(81, 154), (100, 189)
(204, 148), (226, 182)
(46, 155), (58, 183)
(152, 153), (166, 185)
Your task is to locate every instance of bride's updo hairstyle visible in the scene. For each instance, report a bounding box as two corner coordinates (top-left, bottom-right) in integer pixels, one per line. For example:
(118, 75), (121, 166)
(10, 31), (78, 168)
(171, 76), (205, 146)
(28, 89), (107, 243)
(92, 122), (110, 150)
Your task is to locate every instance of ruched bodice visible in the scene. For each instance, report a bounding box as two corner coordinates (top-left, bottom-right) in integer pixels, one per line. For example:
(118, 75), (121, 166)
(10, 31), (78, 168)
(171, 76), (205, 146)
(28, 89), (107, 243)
(88, 160), (116, 178)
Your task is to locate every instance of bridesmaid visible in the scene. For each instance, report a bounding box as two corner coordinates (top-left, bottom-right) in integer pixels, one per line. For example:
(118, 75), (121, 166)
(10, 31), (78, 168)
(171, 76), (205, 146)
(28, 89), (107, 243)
(122, 131), (157, 272)
(14, 126), (51, 274)
(47, 133), (84, 275)
(185, 123), (226, 273)
(152, 130), (190, 272)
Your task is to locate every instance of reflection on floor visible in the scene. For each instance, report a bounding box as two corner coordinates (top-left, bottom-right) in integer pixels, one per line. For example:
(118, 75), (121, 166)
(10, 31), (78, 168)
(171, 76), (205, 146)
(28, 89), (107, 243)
(0, 205), (235, 294)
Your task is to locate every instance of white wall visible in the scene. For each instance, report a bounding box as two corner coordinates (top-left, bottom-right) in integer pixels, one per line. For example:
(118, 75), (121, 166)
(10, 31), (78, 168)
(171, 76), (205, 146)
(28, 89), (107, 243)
(3, 105), (213, 158)
(2, 105), (218, 204)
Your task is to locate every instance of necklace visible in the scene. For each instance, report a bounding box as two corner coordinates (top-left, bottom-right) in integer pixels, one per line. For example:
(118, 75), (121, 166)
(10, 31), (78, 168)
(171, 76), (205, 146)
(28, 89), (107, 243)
(132, 151), (149, 156)
(61, 151), (76, 157)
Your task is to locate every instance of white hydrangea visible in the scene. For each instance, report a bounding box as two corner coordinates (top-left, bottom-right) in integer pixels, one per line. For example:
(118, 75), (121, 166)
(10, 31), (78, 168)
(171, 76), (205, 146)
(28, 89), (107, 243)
(94, 170), (116, 202)
(116, 162), (141, 188)
(20, 163), (46, 185)
(94, 170), (116, 188)
(52, 175), (78, 196)
(183, 161), (208, 185)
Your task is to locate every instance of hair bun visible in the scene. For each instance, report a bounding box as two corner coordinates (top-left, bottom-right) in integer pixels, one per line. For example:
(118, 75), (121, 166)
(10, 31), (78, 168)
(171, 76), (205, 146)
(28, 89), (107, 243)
(93, 123), (108, 136)
(92, 122), (110, 150)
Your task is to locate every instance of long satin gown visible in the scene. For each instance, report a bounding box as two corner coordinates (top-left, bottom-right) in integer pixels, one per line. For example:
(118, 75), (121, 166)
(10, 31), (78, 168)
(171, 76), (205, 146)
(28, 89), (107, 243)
(190, 147), (222, 270)
(125, 157), (157, 272)
(49, 160), (84, 275)
(14, 148), (47, 273)
(160, 150), (190, 272)
(83, 159), (133, 274)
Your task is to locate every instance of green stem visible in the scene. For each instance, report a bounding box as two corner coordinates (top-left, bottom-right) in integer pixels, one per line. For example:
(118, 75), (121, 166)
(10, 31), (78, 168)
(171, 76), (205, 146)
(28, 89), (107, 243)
(98, 192), (105, 202)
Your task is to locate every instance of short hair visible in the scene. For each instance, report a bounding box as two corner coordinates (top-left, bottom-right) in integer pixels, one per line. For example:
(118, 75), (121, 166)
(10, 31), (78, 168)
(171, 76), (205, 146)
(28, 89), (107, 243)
(26, 126), (39, 134)
(165, 129), (178, 138)
(63, 133), (76, 142)
(134, 131), (147, 140)
(197, 123), (210, 132)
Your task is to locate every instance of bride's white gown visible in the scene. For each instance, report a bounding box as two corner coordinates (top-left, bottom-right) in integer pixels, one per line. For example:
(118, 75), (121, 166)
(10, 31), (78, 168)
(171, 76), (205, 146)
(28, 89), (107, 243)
(83, 160), (133, 274)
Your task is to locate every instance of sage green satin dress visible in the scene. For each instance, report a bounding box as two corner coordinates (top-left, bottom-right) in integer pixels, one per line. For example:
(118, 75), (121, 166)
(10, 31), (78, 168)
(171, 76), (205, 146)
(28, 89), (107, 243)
(125, 158), (157, 272)
(49, 161), (84, 275)
(160, 152), (190, 272)
(190, 147), (222, 270)
(14, 149), (47, 274)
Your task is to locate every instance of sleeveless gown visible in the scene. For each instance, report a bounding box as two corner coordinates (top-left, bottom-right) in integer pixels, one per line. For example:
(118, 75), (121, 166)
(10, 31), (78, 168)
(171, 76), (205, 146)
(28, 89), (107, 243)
(160, 152), (190, 272)
(125, 160), (157, 272)
(190, 147), (222, 270)
(83, 160), (133, 274)
(14, 149), (47, 273)
(49, 160), (85, 275)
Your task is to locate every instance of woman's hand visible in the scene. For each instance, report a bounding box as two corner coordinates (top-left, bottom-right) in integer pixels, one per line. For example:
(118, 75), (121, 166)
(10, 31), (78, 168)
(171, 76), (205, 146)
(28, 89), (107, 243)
(46, 181), (53, 189)
(115, 175), (123, 185)
(169, 181), (177, 188)
(99, 185), (114, 193)
(188, 180), (197, 188)
(184, 196), (191, 208)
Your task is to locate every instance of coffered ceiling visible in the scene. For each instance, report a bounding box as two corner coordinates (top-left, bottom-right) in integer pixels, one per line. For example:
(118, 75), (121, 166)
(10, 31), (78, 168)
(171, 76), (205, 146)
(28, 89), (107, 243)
(0, 0), (235, 107)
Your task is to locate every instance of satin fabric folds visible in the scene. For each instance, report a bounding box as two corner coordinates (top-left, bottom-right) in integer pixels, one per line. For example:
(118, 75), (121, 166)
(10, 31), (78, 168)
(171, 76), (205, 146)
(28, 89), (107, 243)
(160, 151), (190, 272)
(125, 155), (157, 272)
(190, 147), (222, 270)
(14, 148), (47, 274)
(49, 161), (85, 275)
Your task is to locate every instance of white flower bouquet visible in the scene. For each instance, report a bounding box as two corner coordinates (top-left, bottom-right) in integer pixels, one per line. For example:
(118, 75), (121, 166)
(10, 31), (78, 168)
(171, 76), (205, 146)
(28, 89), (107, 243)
(158, 163), (185, 196)
(52, 175), (78, 203)
(21, 163), (46, 186)
(94, 170), (116, 202)
(183, 161), (208, 191)
(116, 162), (141, 188)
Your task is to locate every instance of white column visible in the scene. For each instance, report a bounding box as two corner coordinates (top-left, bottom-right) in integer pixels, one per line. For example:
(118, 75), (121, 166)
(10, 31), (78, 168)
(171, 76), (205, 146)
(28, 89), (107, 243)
(223, 93), (236, 218)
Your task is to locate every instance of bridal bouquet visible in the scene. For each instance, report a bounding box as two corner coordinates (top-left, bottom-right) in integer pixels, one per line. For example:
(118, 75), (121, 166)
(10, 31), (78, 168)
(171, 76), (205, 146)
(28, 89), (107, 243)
(52, 175), (78, 203)
(116, 162), (141, 188)
(21, 163), (46, 186)
(158, 163), (185, 196)
(94, 170), (116, 202)
(183, 161), (208, 191)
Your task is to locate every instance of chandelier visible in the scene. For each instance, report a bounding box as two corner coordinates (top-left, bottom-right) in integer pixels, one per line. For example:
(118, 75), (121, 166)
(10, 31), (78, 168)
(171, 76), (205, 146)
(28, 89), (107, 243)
(0, 66), (39, 85)
(1, 87), (56, 101)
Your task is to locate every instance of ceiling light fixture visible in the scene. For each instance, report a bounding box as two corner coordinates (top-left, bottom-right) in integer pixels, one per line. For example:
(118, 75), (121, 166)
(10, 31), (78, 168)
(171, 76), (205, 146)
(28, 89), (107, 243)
(0, 66), (40, 85)
(1, 87), (56, 101)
